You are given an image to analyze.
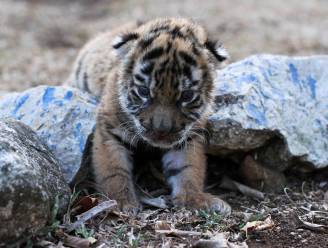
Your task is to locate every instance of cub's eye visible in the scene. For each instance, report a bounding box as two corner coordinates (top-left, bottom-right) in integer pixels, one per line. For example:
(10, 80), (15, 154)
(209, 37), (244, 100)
(137, 86), (150, 98)
(180, 90), (194, 102)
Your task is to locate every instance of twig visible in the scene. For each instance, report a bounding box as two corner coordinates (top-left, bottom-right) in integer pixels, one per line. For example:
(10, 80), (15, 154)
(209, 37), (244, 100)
(283, 187), (296, 204)
(66, 200), (117, 232)
(220, 176), (265, 200)
(140, 196), (168, 209)
(240, 206), (263, 214)
(301, 181), (311, 202)
(295, 215), (328, 233)
(156, 229), (203, 236)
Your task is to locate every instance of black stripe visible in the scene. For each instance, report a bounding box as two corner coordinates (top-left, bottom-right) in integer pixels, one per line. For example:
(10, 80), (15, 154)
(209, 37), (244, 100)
(160, 58), (170, 68)
(204, 40), (226, 62)
(150, 25), (170, 34)
(181, 112), (197, 121)
(185, 27), (196, 39)
(192, 44), (200, 56)
(83, 72), (90, 93)
(189, 95), (201, 105)
(191, 80), (200, 86)
(157, 77), (164, 89)
(179, 51), (197, 66)
(170, 26), (185, 38)
(125, 59), (135, 75)
(172, 50), (182, 74)
(113, 32), (139, 49)
(164, 164), (191, 178)
(189, 112), (201, 119)
(141, 62), (154, 75)
(188, 102), (203, 110)
(104, 120), (114, 131)
(183, 66), (192, 79)
(166, 42), (172, 53)
(75, 59), (83, 81)
(143, 47), (164, 61)
(130, 89), (143, 102)
(139, 33), (159, 49)
(134, 74), (145, 83)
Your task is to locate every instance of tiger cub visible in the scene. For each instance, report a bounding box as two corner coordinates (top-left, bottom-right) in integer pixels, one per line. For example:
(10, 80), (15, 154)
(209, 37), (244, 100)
(68, 18), (231, 215)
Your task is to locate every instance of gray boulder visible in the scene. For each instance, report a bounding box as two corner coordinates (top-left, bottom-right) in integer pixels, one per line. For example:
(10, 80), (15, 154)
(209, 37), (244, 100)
(0, 119), (71, 242)
(0, 86), (98, 183)
(208, 55), (328, 170)
(0, 55), (326, 177)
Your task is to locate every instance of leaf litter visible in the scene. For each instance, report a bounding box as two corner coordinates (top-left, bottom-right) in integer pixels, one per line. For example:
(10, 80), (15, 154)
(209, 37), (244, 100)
(13, 167), (328, 248)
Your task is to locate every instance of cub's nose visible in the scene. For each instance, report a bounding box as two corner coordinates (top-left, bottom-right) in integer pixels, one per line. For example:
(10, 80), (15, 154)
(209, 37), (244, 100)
(153, 118), (172, 135)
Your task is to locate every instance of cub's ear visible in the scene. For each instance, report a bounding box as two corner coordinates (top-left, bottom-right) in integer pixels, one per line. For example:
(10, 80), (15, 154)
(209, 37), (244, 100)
(112, 32), (139, 56)
(204, 39), (229, 63)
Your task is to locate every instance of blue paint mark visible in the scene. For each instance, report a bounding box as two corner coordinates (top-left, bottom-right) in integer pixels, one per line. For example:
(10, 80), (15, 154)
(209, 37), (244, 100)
(64, 90), (73, 101)
(236, 74), (258, 88)
(243, 60), (254, 66)
(314, 119), (322, 129)
(73, 123), (85, 153)
(289, 64), (299, 85)
(42, 87), (56, 108)
(13, 94), (29, 115)
(50, 144), (57, 151)
(306, 76), (316, 99)
(53, 100), (64, 107)
(246, 103), (267, 125)
(242, 74), (257, 83)
(88, 96), (99, 105)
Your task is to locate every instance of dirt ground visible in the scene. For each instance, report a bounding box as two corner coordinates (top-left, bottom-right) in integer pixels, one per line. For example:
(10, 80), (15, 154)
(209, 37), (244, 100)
(1, 0), (328, 247)
(0, 0), (328, 92)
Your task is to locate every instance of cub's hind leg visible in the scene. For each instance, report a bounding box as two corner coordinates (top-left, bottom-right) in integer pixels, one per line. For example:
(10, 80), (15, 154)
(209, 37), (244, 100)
(162, 140), (231, 215)
(92, 124), (140, 214)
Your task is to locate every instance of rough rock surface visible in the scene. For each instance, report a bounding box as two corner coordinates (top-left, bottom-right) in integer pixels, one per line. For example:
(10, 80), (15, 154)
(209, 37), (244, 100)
(208, 55), (328, 169)
(0, 55), (327, 179)
(0, 119), (70, 242)
(0, 86), (98, 182)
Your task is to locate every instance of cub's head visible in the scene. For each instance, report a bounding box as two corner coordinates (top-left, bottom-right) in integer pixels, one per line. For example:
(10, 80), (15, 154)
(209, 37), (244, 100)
(113, 18), (228, 148)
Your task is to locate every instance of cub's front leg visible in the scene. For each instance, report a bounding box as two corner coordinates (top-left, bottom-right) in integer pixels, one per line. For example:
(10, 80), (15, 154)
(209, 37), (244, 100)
(92, 125), (140, 213)
(162, 140), (231, 215)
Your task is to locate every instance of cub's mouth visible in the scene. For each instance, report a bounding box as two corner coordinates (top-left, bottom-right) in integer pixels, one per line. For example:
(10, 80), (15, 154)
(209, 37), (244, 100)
(141, 130), (184, 148)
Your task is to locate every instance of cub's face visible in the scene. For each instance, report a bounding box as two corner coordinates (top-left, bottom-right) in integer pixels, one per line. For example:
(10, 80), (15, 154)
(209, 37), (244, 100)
(114, 19), (228, 148)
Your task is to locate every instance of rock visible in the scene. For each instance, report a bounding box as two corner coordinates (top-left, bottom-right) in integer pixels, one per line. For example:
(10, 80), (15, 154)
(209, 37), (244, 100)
(0, 86), (98, 182)
(0, 119), (71, 242)
(0, 55), (327, 178)
(208, 55), (328, 170)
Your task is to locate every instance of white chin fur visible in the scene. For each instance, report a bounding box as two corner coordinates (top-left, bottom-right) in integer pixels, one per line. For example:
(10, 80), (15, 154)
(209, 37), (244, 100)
(142, 137), (181, 149)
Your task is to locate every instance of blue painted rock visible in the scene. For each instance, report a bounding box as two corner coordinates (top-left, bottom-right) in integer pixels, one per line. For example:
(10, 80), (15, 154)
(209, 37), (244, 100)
(0, 119), (70, 242)
(0, 86), (98, 182)
(209, 55), (328, 170)
(0, 55), (327, 181)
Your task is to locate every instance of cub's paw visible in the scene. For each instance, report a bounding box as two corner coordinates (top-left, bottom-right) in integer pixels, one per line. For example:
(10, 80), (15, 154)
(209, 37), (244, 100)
(118, 201), (142, 215)
(208, 196), (231, 216)
(116, 198), (142, 215)
(173, 192), (231, 216)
